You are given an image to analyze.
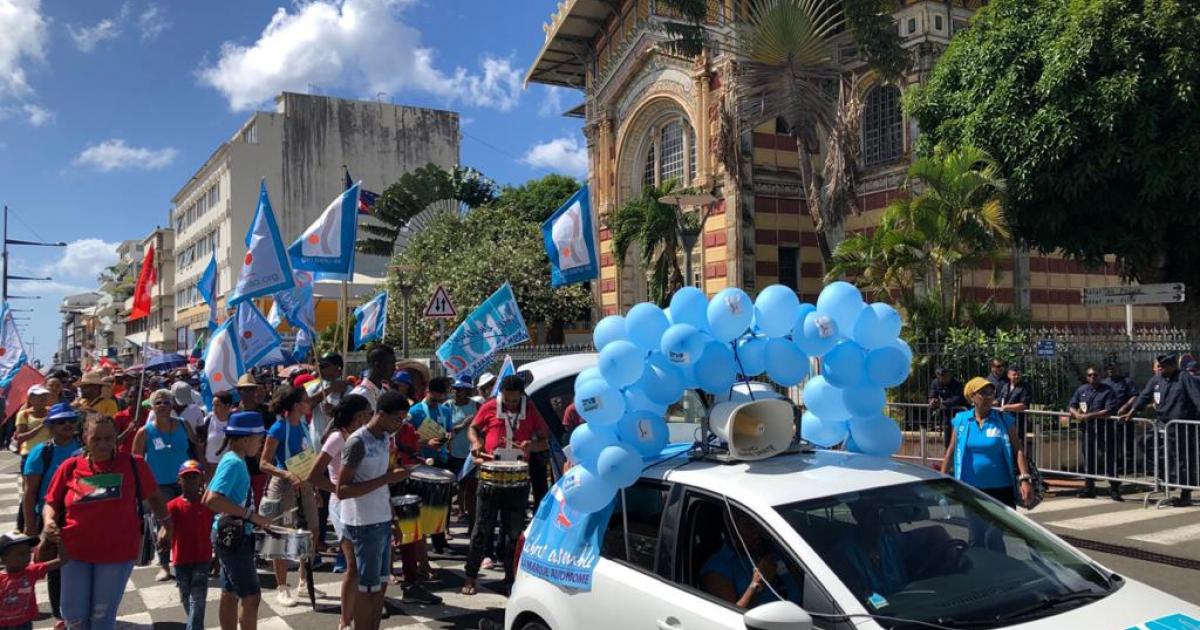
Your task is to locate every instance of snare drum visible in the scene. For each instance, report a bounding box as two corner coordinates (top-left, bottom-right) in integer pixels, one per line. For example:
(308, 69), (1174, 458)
(254, 527), (313, 561)
(479, 460), (530, 489)
(398, 465), (456, 536)
(390, 494), (422, 546)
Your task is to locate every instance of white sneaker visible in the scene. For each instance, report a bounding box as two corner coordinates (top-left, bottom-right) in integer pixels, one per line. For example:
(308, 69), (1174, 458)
(276, 586), (297, 607)
(154, 567), (172, 582)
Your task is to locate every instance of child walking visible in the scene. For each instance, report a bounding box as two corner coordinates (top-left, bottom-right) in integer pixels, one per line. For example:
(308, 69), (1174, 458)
(0, 531), (65, 630)
(166, 460), (215, 630)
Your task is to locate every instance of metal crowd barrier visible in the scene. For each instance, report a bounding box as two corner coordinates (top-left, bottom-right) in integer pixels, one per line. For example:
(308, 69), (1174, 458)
(1162, 419), (1200, 496)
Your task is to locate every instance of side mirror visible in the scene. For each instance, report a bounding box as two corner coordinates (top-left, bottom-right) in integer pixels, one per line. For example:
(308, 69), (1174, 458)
(743, 601), (813, 630)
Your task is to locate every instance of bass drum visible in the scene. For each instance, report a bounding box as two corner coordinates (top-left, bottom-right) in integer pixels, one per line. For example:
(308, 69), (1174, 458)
(398, 465), (456, 537)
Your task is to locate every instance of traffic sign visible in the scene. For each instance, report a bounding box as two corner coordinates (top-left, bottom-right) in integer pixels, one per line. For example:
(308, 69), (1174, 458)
(423, 285), (457, 319)
(1081, 284), (1185, 306)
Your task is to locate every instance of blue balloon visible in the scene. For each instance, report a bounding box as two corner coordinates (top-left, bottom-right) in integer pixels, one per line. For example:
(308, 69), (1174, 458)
(574, 367), (602, 392)
(561, 465), (617, 513)
(624, 385), (668, 417)
(617, 409), (669, 458)
(574, 378), (626, 426)
(796, 311), (840, 357)
(568, 423), (618, 468)
(661, 323), (706, 370)
(694, 341), (737, 394)
(865, 345), (911, 388)
(790, 303), (817, 336)
(800, 411), (849, 448)
(852, 303), (903, 350)
(599, 340), (645, 388)
(595, 443), (643, 489)
(734, 335), (768, 377)
(817, 281), (866, 334)
(891, 338), (913, 364)
(803, 375), (849, 420)
(843, 384), (886, 418)
(848, 415), (903, 457)
(626, 303), (671, 353)
(822, 341), (867, 388)
(765, 338), (810, 386)
(707, 287), (755, 342)
(639, 353), (686, 405)
(669, 286), (710, 331)
(594, 315), (627, 352)
(753, 284), (801, 338)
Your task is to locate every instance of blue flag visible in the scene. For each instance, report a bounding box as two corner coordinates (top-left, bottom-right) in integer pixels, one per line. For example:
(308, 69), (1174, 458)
(288, 184), (360, 280)
(0, 305), (28, 388)
(270, 270), (316, 336)
(519, 476), (617, 592)
(293, 328), (312, 363)
(492, 354), (515, 397)
(353, 291), (388, 349)
(436, 283), (529, 376)
(203, 318), (244, 394)
(197, 253), (219, 329)
(542, 185), (598, 287)
(228, 181), (295, 306)
(235, 302), (282, 368)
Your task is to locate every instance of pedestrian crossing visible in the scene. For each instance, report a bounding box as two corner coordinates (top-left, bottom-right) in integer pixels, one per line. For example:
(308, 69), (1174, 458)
(1023, 492), (1200, 560)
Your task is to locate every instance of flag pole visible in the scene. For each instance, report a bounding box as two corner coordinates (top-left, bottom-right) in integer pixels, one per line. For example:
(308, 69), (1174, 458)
(340, 279), (349, 356)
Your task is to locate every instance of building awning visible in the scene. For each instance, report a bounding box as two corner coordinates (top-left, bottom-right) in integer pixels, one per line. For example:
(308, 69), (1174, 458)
(525, 0), (613, 89)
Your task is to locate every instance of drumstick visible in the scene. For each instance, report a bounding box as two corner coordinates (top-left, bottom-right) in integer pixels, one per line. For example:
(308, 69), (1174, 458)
(270, 507), (298, 524)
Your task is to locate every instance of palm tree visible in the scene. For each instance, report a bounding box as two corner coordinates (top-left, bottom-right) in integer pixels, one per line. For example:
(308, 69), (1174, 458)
(826, 218), (926, 313)
(606, 182), (699, 306)
(357, 163), (497, 257)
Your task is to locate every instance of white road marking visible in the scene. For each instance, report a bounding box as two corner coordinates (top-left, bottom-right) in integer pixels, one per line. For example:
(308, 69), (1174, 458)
(1128, 522), (1200, 546)
(1045, 506), (1200, 530)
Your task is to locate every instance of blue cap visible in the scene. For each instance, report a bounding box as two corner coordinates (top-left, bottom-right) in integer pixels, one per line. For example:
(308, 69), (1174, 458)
(225, 411), (266, 437)
(46, 402), (78, 424)
(452, 375), (474, 390)
(391, 371), (413, 385)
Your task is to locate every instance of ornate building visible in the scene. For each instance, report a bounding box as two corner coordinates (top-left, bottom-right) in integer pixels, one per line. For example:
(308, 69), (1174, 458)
(527, 0), (1167, 326)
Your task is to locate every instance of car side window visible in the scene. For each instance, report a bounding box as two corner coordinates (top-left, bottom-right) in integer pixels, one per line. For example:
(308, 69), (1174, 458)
(601, 481), (668, 572)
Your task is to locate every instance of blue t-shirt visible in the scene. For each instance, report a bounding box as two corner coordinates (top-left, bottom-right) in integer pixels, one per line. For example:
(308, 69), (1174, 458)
(209, 450), (252, 533)
(699, 544), (802, 605)
(267, 418), (312, 469)
(449, 400), (479, 459)
(407, 400), (454, 461)
(23, 439), (82, 512)
(960, 415), (1014, 489)
(145, 420), (192, 485)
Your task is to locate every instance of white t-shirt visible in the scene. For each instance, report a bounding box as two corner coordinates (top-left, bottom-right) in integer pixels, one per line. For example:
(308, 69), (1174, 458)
(204, 413), (228, 464)
(151, 404), (205, 432)
(350, 379), (382, 411)
(305, 379), (342, 448)
(339, 426), (392, 526)
(322, 430), (348, 518)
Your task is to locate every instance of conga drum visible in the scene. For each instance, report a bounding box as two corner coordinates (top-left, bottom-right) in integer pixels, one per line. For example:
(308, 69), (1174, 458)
(400, 465), (456, 536)
(478, 460), (530, 501)
(390, 494), (422, 545)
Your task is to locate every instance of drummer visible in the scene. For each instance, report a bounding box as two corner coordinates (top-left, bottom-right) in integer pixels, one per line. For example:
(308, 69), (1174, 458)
(407, 376), (455, 554)
(462, 374), (549, 596)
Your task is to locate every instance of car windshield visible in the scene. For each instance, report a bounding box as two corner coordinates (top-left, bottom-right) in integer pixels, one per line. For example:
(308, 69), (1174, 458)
(776, 479), (1117, 629)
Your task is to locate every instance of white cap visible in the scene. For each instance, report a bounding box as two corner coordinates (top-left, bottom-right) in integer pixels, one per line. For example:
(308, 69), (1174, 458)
(26, 384), (50, 397)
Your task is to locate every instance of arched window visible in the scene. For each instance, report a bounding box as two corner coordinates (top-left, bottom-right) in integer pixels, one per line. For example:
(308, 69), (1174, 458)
(862, 85), (903, 166)
(640, 113), (697, 189)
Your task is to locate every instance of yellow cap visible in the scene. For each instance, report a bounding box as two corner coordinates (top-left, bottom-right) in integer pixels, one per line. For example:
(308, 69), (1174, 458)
(963, 376), (995, 399)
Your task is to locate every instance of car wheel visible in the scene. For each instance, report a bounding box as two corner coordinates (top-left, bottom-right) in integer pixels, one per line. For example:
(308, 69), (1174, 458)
(520, 620), (551, 630)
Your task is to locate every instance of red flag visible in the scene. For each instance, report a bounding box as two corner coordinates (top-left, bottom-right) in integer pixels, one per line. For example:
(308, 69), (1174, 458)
(4, 364), (45, 420)
(129, 244), (156, 321)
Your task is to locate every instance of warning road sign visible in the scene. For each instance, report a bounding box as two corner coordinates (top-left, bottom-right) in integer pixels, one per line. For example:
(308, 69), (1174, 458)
(423, 285), (457, 319)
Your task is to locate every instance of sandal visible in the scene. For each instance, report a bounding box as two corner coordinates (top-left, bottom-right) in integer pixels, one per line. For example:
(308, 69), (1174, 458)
(460, 583), (477, 596)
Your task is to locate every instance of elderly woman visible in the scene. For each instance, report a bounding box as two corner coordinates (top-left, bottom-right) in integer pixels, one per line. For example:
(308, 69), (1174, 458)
(43, 413), (170, 630)
(133, 389), (200, 582)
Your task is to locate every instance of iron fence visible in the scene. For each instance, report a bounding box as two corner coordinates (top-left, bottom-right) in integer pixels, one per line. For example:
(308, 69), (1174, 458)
(1162, 420), (1200, 494)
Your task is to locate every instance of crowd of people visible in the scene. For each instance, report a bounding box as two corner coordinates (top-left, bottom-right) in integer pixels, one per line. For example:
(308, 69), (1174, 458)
(0, 343), (552, 630)
(931, 354), (1199, 508)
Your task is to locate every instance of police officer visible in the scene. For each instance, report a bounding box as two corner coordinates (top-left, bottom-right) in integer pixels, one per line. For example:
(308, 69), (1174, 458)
(1104, 362), (1139, 414)
(1121, 353), (1200, 507)
(1070, 366), (1122, 501)
(986, 358), (1008, 391)
(998, 364), (1033, 439)
(928, 368), (966, 446)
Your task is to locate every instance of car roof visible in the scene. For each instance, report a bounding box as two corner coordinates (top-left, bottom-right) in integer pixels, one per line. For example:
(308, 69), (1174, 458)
(643, 448), (944, 507)
(520, 353), (597, 394)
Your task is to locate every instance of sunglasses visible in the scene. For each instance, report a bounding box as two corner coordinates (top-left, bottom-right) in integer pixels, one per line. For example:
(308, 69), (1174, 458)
(153, 400), (172, 406)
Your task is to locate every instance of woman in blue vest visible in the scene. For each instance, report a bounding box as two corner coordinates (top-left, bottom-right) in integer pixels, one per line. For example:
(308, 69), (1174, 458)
(941, 377), (1033, 549)
(133, 388), (199, 582)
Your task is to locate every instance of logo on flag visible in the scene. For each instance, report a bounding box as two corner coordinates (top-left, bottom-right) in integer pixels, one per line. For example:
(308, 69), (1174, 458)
(0, 306), (29, 388)
(288, 184), (360, 279)
(436, 283), (529, 376)
(227, 182), (295, 306)
(353, 291), (388, 349)
(198, 253), (219, 328)
(203, 318), (244, 394)
(235, 302), (282, 368)
(542, 185), (598, 287)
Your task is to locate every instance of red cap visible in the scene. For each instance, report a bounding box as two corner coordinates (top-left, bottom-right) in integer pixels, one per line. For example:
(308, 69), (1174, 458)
(177, 460), (204, 477)
(292, 373), (317, 389)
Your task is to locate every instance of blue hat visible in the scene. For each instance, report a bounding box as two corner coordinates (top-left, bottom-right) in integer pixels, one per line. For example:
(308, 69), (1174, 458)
(452, 374), (474, 390)
(46, 402), (78, 424)
(391, 371), (413, 385)
(225, 411), (266, 437)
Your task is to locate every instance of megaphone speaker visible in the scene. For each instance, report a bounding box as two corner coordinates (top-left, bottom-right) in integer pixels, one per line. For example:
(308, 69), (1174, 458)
(708, 398), (795, 461)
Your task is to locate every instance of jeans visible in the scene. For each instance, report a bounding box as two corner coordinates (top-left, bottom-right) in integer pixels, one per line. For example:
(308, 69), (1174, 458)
(60, 559), (135, 630)
(465, 484), (528, 583)
(345, 522), (391, 593)
(173, 563), (209, 630)
(154, 483), (182, 567)
(214, 533), (260, 598)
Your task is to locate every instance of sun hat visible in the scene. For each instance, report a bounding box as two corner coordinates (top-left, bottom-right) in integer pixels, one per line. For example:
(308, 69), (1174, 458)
(80, 371), (105, 386)
(225, 411), (266, 437)
(26, 384), (49, 397)
(177, 460), (204, 477)
(236, 373), (259, 388)
(452, 375), (475, 390)
(45, 402), (78, 424)
(963, 377), (995, 399)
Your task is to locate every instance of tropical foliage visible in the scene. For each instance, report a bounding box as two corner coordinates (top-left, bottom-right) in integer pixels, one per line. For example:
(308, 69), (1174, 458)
(605, 182), (701, 306)
(357, 163), (498, 257)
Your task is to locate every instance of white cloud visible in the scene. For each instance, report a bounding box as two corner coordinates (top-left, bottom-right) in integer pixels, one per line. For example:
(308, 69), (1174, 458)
(197, 0), (522, 112)
(23, 103), (51, 126)
(74, 139), (178, 171)
(11, 279), (96, 296)
(45, 238), (120, 282)
(138, 4), (169, 41)
(67, 18), (121, 52)
(0, 0), (49, 98)
(522, 135), (588, 177)
(539, 86), (565, 117)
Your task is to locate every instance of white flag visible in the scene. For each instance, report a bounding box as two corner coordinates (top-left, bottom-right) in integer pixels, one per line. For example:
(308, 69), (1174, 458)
(0, 306), (28, 388)
(203, 319), (243, 394)
(228, 181), (295, 306)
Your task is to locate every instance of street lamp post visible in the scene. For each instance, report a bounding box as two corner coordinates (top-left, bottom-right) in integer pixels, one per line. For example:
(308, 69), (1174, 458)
(390, 264), (417, 358)
(1, 206), (68, 304)
(658, 192), (717, 288)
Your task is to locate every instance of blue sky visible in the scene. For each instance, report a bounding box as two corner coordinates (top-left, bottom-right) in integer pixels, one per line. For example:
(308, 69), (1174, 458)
(0, 0), (585, 367)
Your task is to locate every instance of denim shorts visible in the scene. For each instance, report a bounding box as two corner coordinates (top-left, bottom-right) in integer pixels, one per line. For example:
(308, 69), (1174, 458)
(345, 522), (391, 593)
(213, 532), (260, 597)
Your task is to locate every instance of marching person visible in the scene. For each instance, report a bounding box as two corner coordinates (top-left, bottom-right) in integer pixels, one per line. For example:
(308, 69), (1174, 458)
(449, 376), (480, 527)
(43, 413), (170, 630)
(1121, 353), (1200, 507)
(1069, 367), (1123, 501)
(236, 374), (269, 512)
(407, 376), (454, 554)
(72, 372), (119, 418)
(133, 389), (200, 582)
(462, 375), (549, 596)
(258, 385), (319, 607)
(167, 461), (214, 630)
(203, 392), (236, 482)
(304, 353), (346, 459)
(204, 411), (275, 630)
(0, 530), (64, 630)
(337, 391), (416, 630)
(13, 384), (52, 469)
(351, 347), (396, 410)
(928, 367), (966, 447)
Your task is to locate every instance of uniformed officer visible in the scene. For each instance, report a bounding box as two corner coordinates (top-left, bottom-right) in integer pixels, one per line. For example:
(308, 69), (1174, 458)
(1104, 363), (1139, 414)
(1120, 353), (1200, 507)
(1104, 362), (1140, 485)
(998, 365), (1033, 439)
(986, 358), (1008, 391)
(928, 368), (966, 446)
(1070, 367), (1122, 501)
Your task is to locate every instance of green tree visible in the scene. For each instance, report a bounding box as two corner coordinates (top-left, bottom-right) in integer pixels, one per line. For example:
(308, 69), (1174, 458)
(606, 182), (699, 305)
(357, 163), (498, 257)
(906, 0), (1200, 328)
(486, 174), (581, 223)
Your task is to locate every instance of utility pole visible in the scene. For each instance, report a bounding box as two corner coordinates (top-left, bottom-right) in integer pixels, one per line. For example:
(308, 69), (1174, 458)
(1, 205), (67, 303)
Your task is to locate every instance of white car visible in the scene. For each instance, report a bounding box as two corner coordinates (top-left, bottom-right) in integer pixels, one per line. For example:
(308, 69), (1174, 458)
(506, 357), (1200, 630)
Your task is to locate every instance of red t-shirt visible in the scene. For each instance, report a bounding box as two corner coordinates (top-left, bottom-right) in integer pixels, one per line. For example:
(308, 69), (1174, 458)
(0, 562), (52, 625)
(394, 423), (421, 466)
(167, 495), (214, 565)
(472, 398), (549, 454)
(562, 403), (584, 430)
(44, 454), (155, 564)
